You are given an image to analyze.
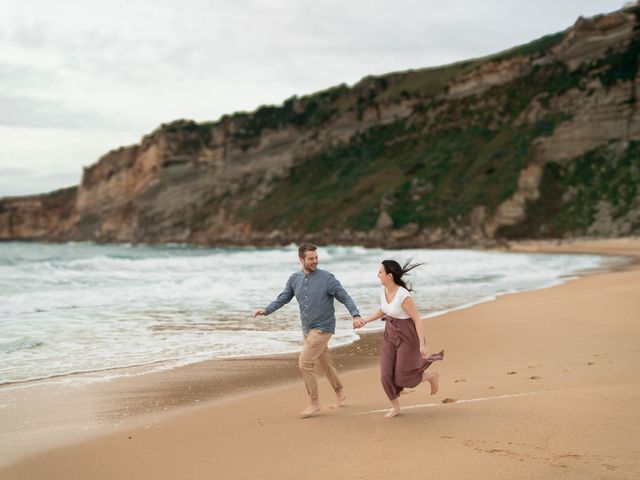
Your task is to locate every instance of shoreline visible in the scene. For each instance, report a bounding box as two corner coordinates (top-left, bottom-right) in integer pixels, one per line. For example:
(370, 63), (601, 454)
(1, 237), (639, 478)
(1, 242), (624, 392)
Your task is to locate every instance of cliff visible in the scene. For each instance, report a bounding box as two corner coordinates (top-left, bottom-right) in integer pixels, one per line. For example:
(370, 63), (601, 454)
(2, 6), (639, 247)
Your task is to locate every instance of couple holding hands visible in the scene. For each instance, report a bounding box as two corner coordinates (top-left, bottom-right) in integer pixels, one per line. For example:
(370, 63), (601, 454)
(253, 243), (444, 418)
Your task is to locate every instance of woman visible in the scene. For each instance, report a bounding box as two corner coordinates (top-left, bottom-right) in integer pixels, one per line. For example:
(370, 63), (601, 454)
(355, 260), (444, 417)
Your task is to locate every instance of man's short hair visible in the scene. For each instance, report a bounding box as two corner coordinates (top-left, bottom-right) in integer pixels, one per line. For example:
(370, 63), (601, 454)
(298, 243), (317, 258)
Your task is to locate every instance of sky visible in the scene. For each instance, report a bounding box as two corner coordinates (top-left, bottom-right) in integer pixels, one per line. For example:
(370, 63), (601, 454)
(0, 0), (629, 197)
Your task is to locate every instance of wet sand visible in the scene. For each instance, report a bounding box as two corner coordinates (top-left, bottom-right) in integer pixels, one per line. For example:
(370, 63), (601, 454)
(0, 325), (383, 468)
(1, 237), (639, 479)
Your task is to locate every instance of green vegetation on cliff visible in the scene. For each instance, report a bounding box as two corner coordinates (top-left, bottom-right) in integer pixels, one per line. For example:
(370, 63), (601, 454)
(501, 141), (640, 237)
(239, 57), (588, 233)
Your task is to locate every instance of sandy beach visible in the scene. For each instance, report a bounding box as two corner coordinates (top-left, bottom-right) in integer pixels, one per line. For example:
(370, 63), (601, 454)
(1, 238), (639, 479)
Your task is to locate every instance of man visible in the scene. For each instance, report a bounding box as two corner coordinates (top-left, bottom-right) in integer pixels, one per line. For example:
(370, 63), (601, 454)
(254, 243), (363, 418)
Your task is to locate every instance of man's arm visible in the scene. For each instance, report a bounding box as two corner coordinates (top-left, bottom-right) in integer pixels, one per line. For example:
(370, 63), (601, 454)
(254, 277), (295, 318)
(327, 274), (360, 318)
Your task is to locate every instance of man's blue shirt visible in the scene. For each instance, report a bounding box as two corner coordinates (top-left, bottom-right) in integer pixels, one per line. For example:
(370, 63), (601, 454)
(264, 268), (360, 335)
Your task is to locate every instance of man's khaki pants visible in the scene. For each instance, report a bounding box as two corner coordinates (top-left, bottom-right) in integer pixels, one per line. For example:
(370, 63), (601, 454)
(299, 329), (343, 400)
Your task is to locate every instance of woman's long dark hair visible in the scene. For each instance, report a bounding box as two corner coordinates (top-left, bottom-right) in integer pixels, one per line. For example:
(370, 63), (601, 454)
(382, 260), (424, 292)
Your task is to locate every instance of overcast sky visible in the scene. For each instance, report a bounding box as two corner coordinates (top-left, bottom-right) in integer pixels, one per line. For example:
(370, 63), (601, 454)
(0, 0), (628, 197)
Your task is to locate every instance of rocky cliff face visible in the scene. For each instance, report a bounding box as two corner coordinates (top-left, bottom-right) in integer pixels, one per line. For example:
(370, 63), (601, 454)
(0, 187), (77, 241)
(2, 6), (639, 246)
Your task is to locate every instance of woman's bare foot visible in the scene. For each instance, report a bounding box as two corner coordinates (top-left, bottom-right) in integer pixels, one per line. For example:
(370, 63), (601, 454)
(331, 390), (346, 409)
(384, 398), (401, 417)
(384, 408), (401, 418)
(423, 371), (439, 395)
(299, 402), (321, 418)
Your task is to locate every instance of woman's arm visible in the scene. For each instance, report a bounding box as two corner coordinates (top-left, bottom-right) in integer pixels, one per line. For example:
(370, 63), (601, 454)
(402, 297), (429, 355)
(364, 309), (386, 324)
(353, 309), (385, 328)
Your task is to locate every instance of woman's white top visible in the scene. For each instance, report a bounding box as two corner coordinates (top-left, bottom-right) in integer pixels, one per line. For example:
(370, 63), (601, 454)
(380, 286), (412, 319)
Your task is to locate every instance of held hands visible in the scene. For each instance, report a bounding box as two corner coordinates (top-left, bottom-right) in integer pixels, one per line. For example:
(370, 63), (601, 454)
(253, 309), (266, 319)
(352, 316), (366, 329)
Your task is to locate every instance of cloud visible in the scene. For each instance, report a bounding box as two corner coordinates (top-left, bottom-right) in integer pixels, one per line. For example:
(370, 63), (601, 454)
(0, 168), (79, 197)
(0, 94), (143, 131)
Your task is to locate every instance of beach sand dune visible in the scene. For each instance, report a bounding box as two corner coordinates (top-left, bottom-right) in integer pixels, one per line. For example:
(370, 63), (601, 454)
(1, 238), (639, 479)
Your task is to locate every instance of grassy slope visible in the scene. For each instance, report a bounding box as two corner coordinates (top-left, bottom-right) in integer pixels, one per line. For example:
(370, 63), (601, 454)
(240, 62), (584, 233)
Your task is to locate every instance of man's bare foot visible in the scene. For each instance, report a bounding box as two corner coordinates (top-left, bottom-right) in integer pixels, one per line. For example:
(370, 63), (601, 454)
(331, 390), (346, 409)
(384, 408), (401, 418)
(300, 403), (321, 418)
(423, 372), (439, 395)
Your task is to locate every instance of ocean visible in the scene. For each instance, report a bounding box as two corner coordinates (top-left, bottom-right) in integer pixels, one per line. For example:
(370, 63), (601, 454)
(0, 242), (613, 388)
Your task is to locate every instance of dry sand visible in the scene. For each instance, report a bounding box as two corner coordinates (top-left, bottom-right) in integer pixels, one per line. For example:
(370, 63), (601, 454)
(1, 238), (639, 479)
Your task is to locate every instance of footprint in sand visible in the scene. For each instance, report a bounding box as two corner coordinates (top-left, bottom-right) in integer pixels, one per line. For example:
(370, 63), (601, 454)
(454, 378), (466, 383)
(587, 362), (595, 365)
(530, 376), (541, 380)
(442, 398), (457, 404)
(507, 371), (517, 375)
